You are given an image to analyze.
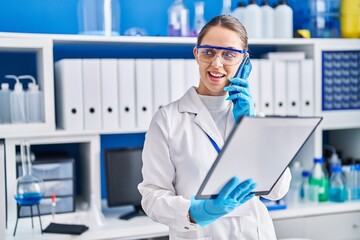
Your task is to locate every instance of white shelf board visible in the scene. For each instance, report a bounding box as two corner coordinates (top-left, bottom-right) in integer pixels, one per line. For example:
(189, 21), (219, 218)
(2, 128), (147, 139)
(320, 110), (360, 130)
(3, 32), (356, 46)
(270, 201), (360, 220)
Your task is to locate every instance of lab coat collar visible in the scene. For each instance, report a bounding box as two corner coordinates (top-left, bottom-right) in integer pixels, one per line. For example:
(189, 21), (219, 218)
(179, 87), (225, 149)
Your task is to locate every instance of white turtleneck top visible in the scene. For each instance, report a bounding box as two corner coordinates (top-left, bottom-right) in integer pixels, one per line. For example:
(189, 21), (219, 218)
(198, 94), (231, 141)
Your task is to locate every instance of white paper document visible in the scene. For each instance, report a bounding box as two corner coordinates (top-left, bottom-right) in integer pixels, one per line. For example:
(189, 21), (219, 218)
(196, 116), (322, 199)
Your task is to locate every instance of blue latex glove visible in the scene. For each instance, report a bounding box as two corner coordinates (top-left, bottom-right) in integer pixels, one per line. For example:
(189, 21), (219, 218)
(189, 177), (256, 227)
(224, 63), (256, 122)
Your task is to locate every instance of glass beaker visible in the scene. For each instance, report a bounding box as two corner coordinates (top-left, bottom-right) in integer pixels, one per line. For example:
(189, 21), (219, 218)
(14, 141), (44, 206)
(78, 0), (121, 36)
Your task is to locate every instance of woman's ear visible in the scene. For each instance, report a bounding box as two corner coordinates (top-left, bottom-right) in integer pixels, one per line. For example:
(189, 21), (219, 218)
(193, 47), (199, 63)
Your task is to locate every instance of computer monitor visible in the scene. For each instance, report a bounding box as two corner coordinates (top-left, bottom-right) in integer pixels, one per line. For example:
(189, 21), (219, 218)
(104, 147), (145, 220)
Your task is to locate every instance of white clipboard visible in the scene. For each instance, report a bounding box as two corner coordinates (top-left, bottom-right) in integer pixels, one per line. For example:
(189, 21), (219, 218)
(196, 116), (322, 199)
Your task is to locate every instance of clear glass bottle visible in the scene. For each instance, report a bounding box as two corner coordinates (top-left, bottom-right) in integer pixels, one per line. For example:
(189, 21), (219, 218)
(167, 0), (189, 37)
(192, 1), (206, 36)
(78, 0), (121, 36)
(329, 165), (347, 202)
(14, 141), (44, 206)
(309, 157), (329, 202)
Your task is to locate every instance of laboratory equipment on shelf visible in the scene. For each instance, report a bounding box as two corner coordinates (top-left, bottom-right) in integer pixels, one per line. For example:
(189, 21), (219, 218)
(6, 75), (26, 124)
(13, 140), (44, 236)
(231, 2), (246, 25)
(19, 75), (44, 123)
(340, 0), (360, 38)
(192, 1), (206, 36)
(348, 164), (360, 201)
(309, 157), (329, 202)
(78, 0), (121, 36)
(300, 170), (312, 204)
(0, 82), (11, 124)
(309, 0), (341, 38)
(167, 0), (189, 37)
(244, 0), (262, 38)
(221, 0), (232, 15)
(261, 0), (274, 38)
(274, 0), (293, 38)
(328, 165), (347, 202)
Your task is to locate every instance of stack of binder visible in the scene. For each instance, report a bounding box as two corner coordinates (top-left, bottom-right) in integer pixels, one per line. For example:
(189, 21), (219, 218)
(249, 52), (315, 117)
(54, 58), (199, 132)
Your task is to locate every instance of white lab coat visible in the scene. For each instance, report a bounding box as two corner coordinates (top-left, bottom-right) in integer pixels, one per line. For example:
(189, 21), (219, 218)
(138, 87), (291, 240)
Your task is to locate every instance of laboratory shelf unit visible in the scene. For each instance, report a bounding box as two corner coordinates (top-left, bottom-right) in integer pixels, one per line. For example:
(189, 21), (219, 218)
(0, 32), (359, 240)
(0, 37), (55, 137)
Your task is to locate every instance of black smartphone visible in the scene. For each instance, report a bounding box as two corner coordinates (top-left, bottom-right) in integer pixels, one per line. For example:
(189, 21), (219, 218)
(233, 54), (251, 79)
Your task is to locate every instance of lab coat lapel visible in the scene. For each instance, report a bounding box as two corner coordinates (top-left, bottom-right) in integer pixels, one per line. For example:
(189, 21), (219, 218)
(179, 87), (224, 150)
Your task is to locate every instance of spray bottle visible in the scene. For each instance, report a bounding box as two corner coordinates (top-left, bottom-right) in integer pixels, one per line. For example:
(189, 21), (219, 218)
(6, 75), (26, 123)
(19, 75), (44, 123)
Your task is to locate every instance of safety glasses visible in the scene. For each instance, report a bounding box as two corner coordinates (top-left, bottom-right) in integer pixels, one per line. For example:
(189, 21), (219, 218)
(196, 45), (248, 66)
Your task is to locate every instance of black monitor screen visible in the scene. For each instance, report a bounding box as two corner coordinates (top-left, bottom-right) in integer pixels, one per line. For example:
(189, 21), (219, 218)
(104, 147), (145, 219)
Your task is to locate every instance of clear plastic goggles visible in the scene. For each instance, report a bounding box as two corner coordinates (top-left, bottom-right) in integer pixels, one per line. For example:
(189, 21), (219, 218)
(196, 45), (247, 66)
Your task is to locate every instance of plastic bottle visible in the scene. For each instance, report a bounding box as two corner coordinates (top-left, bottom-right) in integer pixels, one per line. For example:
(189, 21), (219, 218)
(231, 2), (246, 25)
(286, 161), (303, 207)
(348, 164), (360, 201)
(168, 0), (189, 37)
(221, 0), (232, 15)
(19, 75), (44, 123)
(192, 1), (206, 36)
(300, 170), (311, 204)
(274, 0), (293, 38)
(260, 0), (274, 38)
(329, 165), (347, 202)
(244, 0), (262, 38)
(309, 157), (329, 202)
(6, 75), (26, 123)
(78, 0), (121, 36)
(0, 83), (11, 124)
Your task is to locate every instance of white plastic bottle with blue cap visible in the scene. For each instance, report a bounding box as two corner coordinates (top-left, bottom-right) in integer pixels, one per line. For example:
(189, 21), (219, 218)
(0, 82), (11, 124)
(6, 75), (26, 123)
(19, 75), (44, 123)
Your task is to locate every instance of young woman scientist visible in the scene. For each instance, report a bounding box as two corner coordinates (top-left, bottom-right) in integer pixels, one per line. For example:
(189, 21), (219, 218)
(138, 15), (291, 239)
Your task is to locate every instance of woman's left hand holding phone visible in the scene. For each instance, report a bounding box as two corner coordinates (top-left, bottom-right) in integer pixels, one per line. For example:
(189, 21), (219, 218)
(224, 58), (256, 121)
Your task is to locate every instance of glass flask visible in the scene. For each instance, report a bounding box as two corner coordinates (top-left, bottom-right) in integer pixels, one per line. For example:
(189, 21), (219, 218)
(14, 141), (44, 206)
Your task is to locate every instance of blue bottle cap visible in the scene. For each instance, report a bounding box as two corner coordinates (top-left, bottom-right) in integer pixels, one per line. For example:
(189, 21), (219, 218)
(302, 170), (310, 177)
(314, 157), (324, 163)
(331, 165), (342, 173)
